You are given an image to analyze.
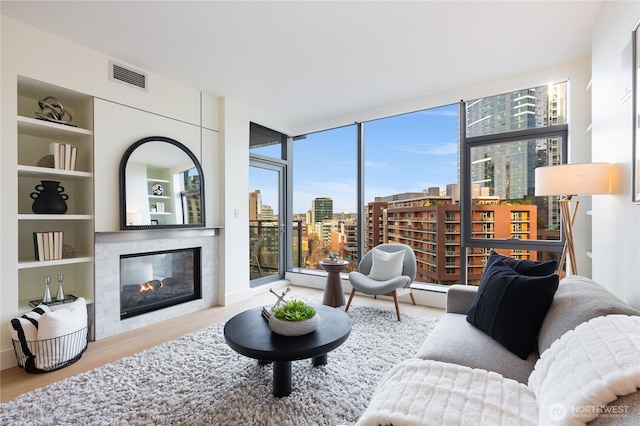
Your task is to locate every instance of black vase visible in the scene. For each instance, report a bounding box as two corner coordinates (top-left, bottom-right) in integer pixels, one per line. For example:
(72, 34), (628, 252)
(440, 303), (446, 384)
(30, 180), (68, 214)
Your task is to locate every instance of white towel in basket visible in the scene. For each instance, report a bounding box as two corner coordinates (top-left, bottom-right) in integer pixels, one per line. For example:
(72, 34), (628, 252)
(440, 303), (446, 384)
(36, 297), (88, 370)
(8, 304), (51, 342)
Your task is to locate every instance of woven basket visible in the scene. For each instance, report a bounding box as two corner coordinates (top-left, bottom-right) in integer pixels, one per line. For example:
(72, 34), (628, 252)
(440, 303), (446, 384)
(11, 326), (88, 373)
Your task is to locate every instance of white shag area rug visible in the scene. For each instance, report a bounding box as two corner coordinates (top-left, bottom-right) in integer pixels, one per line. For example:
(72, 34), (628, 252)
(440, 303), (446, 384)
(1, 304), (438, 426)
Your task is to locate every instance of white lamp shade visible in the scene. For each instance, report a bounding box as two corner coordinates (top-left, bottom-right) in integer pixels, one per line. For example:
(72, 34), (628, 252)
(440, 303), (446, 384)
(535, 163), (612, 197)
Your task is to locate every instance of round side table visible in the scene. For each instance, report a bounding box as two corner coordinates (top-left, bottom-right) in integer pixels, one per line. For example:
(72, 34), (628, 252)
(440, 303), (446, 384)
(319, 260), (348, 307)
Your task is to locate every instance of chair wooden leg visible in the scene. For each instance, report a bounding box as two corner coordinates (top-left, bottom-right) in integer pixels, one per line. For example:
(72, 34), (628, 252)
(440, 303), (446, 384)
(409, 290), (416, 306)
(392, 290), (401, 321)
(345, 289), (356, 312)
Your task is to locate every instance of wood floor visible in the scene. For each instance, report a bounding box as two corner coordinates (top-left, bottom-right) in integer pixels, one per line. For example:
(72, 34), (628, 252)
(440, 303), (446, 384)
(1, 285), (443, 403)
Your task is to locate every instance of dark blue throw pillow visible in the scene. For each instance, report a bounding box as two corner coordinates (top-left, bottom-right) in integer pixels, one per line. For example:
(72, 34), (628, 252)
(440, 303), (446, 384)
(485, 250), (557, 276)
(467, 258), (559, 359)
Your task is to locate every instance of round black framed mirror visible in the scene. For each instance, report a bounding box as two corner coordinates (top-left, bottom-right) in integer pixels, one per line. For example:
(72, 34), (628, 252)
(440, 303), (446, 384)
(119, 136), (205, 230)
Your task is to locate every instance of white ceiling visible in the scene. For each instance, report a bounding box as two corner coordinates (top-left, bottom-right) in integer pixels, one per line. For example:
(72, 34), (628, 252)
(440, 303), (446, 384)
(1, 1), (603, 131)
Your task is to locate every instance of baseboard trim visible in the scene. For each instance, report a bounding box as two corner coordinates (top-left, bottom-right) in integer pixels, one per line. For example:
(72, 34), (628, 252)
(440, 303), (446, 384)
(1, 347), (17, 371)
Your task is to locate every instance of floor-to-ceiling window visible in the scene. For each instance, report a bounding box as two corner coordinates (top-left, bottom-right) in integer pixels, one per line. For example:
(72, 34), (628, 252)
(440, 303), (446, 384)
(363, 105), (460, 284)
(289, 81), (568, 286)
(292, 125), (357, 271)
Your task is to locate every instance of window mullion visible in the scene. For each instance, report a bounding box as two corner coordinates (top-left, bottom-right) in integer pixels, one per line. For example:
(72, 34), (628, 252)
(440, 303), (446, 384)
(357, 122), (365, 264)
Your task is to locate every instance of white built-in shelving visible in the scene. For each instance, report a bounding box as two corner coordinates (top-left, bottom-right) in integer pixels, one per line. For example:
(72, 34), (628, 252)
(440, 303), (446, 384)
(16, 76), (95, 312)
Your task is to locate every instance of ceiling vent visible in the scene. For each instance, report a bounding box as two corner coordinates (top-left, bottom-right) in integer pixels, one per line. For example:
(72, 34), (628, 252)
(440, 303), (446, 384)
(109, 60), (148, 91)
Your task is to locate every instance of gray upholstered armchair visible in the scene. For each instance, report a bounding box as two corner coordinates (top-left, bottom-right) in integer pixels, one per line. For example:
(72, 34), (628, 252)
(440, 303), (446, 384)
(346, 243), (417, 321)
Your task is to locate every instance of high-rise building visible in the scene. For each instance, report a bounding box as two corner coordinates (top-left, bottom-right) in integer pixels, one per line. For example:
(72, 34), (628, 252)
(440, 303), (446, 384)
(466, 84), (565, 233)
(365, 201), (386, 250)
(366, 192), (538, 285)
(261, 205), (274, 221)
(249, 189), (262, 221)
(330, 221), (358, 267)
(311, 197), (333, 224)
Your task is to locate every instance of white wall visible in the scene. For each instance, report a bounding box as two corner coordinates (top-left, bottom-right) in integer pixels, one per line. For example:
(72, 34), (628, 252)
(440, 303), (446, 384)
(591, 1), (640, 309)
(218, 97), (293, 305)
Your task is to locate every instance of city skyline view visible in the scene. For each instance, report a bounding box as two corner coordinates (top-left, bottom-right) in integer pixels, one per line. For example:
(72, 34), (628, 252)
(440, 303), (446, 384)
(250, 103), (460, 215)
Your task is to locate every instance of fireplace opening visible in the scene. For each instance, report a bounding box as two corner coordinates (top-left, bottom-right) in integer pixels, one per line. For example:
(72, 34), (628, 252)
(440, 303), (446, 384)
(120, 247), (201, 319)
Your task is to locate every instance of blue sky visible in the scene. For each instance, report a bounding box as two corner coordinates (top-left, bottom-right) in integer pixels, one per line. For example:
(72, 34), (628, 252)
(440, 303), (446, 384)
(251, 103), (460, 215)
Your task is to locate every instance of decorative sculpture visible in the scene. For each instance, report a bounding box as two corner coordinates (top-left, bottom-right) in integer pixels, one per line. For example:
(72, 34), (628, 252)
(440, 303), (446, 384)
(35, 96), (74, 125)
(262, 287), (291, 319)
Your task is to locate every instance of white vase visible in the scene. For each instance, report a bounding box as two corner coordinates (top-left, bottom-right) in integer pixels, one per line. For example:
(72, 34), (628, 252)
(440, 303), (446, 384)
(268, 313), (320, 336)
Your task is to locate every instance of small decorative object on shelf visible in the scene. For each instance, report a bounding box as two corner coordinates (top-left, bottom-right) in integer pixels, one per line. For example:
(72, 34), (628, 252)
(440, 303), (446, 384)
(152, 183), (163, 196)
(328, 252), (340, 261)
(262, 287), (291, 319)
(30, 180), (68, 214)
(56, 274), (65, 301)
(36, 154), (54, 168)
(29, 293), (77, 308)
(42, 276), (52, 303)
(35, 96), (75, 126)
(268, 300), (320, 336)
(62, 244), (77, 259)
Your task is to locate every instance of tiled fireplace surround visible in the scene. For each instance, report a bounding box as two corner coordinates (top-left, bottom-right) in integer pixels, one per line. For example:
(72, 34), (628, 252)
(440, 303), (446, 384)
(94, 229), (218, 340)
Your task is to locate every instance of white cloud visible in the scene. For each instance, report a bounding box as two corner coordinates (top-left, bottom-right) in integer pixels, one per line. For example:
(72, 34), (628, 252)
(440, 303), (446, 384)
(397, 141), (458, 156)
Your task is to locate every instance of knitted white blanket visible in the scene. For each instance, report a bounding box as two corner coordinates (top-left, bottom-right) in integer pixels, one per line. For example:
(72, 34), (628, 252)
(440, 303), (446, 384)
(356, 315), (640, 426)
(529, 314), (640, 426)
(355, 358), (537, 426)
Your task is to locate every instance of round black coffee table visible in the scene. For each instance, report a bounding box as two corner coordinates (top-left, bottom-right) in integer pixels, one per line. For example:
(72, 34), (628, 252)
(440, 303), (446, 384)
(223, 305), (351, 397)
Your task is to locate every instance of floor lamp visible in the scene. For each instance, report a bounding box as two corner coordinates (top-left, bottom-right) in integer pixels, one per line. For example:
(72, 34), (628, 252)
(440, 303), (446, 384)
(535, 163), (612, 275)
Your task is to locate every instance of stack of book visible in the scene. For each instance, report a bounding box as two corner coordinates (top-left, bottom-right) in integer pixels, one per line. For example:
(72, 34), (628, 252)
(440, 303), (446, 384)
(49, 142), (77, 170)
(33, 231), (64, 261)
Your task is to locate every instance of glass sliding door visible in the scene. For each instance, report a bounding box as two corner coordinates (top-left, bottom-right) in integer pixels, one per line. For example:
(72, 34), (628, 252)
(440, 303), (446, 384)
(250, 159), (286, 286)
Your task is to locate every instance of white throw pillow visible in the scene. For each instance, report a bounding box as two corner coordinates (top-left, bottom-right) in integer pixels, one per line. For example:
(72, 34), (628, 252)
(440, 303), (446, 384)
(368, 249), (405, 281)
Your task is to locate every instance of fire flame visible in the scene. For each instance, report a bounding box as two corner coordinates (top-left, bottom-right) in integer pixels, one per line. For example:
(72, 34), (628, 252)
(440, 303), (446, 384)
(138, 282), (156, 292)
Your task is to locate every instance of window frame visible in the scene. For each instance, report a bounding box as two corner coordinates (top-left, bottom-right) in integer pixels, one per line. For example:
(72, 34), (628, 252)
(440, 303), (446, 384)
(461, 116), (568, 252)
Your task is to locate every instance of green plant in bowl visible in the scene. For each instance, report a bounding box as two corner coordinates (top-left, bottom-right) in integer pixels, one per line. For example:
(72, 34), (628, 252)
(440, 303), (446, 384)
(272, 300), (316, 322)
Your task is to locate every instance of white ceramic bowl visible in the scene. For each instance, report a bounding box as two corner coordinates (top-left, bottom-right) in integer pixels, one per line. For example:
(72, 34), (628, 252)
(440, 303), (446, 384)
(268, 313), (320, 336)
